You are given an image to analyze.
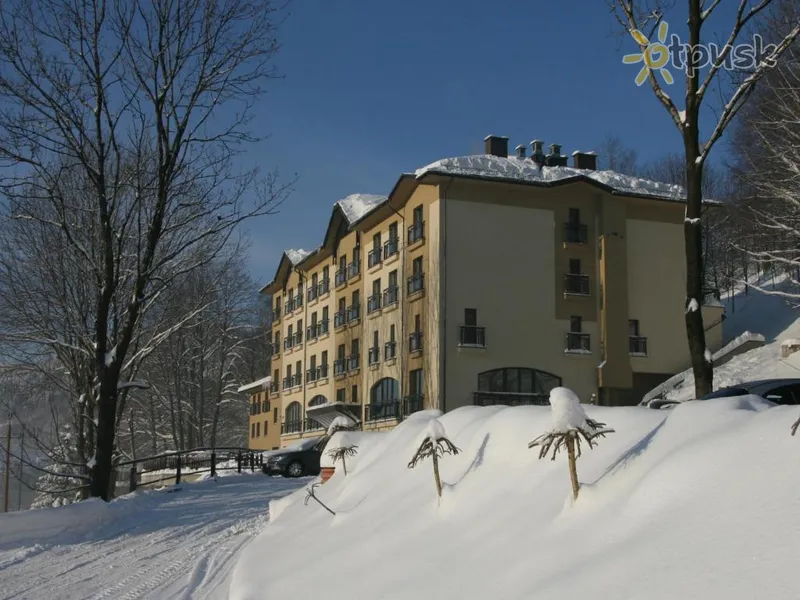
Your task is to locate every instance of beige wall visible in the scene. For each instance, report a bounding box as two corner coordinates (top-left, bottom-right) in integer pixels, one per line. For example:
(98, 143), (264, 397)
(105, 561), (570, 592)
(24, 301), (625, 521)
(248, 390), (280, 450)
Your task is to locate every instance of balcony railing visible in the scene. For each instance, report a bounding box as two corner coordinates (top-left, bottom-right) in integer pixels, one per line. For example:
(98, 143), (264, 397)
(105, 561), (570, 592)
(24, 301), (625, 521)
(281, 420), (303, 435)
(347, 303), (360, 323)
(318, 278), (330, 296)
(367, 293), (381, 314)
(408, 273), (425, 295)
(317, 364), (329, 380)
(334, 359), (347, 377)
(306, 367), (317, 383)
(564, 223), (588, 244)
(384, 237), (399, 259)
(564, 273), (590, 296)
(473, 391), (549, 407)
(271, 308), (281, 322)
(282, 374), (302, 389)
(269, 380), (279, 393)
(566, 332), (591, 353)
(383, 285), (398, 307)
(368, 247), (382, 268)
(348, 260), (361, 279)
(409, 331), (423, 353)
(334, 310), (347, 328)
(335, 269), (347, 287)
(348, 354), (360, 372)
(295, 294), (303, 309)
(365, 395), (424, 422)
(269, 342), (280, 357)
(629, 336), (648, 356)
(307, 325), (318, 341)
(307, 285), (318, 302)
(408, 221), (424, 244)
(385, 341), (397, 360)
(304, 418), (325, 432)
(293, 331), (303, 346)
(319, 319), (329, 336)
(284, 298), (294, 314)
(368, 346), (380, 366)
(283, 337), (292, 351)
(460, 326), (486, 347)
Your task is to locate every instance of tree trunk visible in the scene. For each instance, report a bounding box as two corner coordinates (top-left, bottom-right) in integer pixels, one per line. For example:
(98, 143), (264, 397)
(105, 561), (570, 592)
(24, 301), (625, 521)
(566, 435), (580, 501)
(432, 451), (442, 498)
(90, 374), (119, 500)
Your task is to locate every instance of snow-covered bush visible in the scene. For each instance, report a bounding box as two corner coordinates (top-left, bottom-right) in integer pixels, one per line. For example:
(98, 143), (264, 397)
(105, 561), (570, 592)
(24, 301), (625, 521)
(327, 445), (358, 476)
(528, 387), (614, 501)
(407, 419), (460, 499)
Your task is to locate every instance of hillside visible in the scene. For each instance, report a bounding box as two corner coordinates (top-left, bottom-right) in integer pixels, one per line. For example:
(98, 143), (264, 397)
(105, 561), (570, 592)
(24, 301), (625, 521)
(231, 402), (800, 600)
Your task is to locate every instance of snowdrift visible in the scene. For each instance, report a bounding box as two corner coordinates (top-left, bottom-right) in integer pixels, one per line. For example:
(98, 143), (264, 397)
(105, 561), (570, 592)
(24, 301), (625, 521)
(231, 400), (800, 600)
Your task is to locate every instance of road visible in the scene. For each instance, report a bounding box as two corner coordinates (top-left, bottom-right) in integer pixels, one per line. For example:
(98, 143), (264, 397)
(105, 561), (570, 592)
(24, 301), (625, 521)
(0, 474), (308, 599)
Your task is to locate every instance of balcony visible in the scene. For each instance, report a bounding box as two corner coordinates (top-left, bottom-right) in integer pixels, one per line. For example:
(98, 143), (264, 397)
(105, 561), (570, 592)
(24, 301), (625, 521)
(284, 298), (294, 314)
(282, 373), (302, 389)
(319, 319), (329, 336)
(334, 310), (347, 329)
(459, 326), (486, 347)
(473, 392), (549, 407)
(269, 380), (279, 393)
(409, 331), (423, 353)
(271, 307), (281, 322)
(335, 269), (347, 287)
(293, 331), (303, 346)
(367, 293), (381, 315)
(348, 260), (361, 280)
(334, 359), (347, 377)
(294, 294), (303, 310)
(368, 346), (380, 366)
(407, 273), (425, 296)
(317, 364), (329, 380)
(283, 337), (292, 351)
(367, 247), (382, 269)
(304, 418), (325, 433)
(347, 303), (360, 324)
(348, 354), (360, 372)
(408, 221), (424, 245)
(365, 395), (424, 422)
(318, 278), (330, 296)
(564, 223), (588, 245)
(383, 237), (399, 259)
(307, 285), (318, 302)
(383, 285), (398, 307)
(565, 332), (591, 354)
(629, 336), (648, 356)
(268, 342), (280, 357)
(281, 420), (303, 435)
(385, 341), (397, 361)
(564, 273), (590, 296)
(307, 325), (318, 341)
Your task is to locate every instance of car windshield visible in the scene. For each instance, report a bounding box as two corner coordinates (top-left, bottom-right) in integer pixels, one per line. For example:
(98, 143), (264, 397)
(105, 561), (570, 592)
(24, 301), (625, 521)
(700, 387), (749, 400)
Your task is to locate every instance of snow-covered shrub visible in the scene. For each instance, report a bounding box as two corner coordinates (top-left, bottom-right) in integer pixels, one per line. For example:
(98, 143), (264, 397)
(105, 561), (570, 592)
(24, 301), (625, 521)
(407, 419), (460, 499)
(528, 387), (614, 501)
(327, 444), (358, 476)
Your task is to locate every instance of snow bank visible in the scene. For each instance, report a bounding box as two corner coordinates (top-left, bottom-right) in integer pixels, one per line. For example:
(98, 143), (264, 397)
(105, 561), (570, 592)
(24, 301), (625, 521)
(336, 193), (387, 224)
(231, 400), (800, 600)
(415, 155), (694, 202)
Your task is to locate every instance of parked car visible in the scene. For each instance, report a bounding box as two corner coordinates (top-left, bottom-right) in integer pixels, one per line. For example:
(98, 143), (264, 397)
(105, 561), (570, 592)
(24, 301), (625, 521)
(262, 437), (325, 477)
(649, 378), (800, 410)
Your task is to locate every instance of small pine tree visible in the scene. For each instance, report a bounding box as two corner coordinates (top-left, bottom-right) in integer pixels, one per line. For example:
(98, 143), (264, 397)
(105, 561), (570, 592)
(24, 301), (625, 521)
(327, 444), (358, 476)
(407, 419), (459, 499)
(528, 387), (613, 501)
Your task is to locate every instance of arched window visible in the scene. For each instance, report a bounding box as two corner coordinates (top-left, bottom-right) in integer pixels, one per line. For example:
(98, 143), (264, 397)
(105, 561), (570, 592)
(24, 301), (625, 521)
(285, 401), (302, 424)
(475, 368), (562, 406)
(370, 378), (399, 405)
(309, 395), (328, 407)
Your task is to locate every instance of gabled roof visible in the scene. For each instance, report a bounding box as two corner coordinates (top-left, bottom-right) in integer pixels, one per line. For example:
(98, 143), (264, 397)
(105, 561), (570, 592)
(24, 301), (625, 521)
(415, 154), (720, 205)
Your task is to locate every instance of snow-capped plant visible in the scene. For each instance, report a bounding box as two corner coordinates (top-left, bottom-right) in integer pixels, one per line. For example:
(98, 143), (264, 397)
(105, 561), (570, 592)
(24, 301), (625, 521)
(407, 419), (460, 499)
(528, 387), (614, 501)
(327, 444), (358, 476)
(304, 483), (336, 516)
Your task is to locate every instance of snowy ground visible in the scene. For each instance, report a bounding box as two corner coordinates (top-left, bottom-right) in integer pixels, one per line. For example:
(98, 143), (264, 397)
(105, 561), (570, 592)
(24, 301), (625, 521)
(0, 474), (307, 600)
(231, 402), (800, 600)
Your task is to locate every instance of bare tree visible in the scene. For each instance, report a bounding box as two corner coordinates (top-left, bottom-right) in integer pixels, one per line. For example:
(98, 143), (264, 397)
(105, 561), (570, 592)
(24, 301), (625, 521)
(608, 0), (800, 397)
(0, 0), (289, 499)
(597, 134), (640, 174)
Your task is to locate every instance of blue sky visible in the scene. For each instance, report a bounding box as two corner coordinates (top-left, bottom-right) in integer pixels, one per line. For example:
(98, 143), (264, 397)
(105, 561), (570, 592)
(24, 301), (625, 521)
(243, 1), (746, 286)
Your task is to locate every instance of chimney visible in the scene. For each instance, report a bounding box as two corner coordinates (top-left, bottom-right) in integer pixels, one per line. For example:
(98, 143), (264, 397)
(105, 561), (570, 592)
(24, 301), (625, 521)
(530, 140), (546, 166)
(484, 135), (509, 158)
(515, 144), (527, 159)
(545, 143), (569, 167)
(572, 151), (597, 171)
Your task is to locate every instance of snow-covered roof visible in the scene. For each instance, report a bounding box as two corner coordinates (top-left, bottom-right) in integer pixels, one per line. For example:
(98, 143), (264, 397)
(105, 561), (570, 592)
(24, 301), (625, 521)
(285, 249), (313, 266)
(415, 155), (705, 203)
(336, 194), (388, 225)
(237, 376), (270, 393)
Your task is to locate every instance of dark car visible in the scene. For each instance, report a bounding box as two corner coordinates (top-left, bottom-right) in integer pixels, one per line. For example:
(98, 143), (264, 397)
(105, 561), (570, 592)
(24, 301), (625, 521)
(649, 378), (800, 409)
(262, 437), (325, 478)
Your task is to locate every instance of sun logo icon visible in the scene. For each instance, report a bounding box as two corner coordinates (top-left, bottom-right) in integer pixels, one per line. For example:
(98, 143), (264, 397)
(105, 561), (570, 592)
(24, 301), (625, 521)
(623, 21), (675, 86)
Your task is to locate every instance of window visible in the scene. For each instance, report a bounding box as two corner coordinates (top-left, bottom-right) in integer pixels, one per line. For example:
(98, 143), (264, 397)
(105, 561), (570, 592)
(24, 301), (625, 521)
(629, 319), (640, 336)
(373, 330), (379, 348)
(370, 378), (399, 405)
(310, 354), (317, 372)
(312, 273), (318, 288)
(389, 221), (398, 240)
(273, 407), (278, 422)
(569, 258), (581, 274)
(413, 256), (423, 275)
(413, 205), (423, 225)
(373, 279), (381, 296)
(339, 255), (346, 271)
(352, 245), (359, 263)
(352, 290), (359, 306)
(351, 338), (359, 357)
(337, 344), (346, 360)
(390, 324), (396, 342)
(309, 395), (327, 407)
(339, 298), (346, 312)
(373, 232), (381, 248)
(264, 420), (268, 436)
(286, 364), (292, 378)
(570, 316), (582, 333)
(256, 422), (261, 437)
(336, 388), (346, 403)
(321, 350), (328, 366)
(352, 385), (358, 403)
(322, 305), (329, 322)
(410, 369), (423, 397)
(285, 401), (302, 425)
(295, 360), (301, 381)
(389, 270), (398, 287)
(477, 368), (561, 396)
(568, 208), (580, 225)
(323, 266), (329, 280)
(287, 324), (293, 338)
(251, 423), (255, 438)
(414, 314), (421, 333)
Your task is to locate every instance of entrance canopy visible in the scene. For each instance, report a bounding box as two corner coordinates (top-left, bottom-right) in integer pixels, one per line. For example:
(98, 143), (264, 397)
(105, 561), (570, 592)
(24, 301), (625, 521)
(305, 402), (361, 430)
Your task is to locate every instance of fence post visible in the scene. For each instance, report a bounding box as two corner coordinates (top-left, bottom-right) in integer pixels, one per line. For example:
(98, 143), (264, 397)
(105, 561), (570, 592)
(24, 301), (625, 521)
(210, 452), (217, 477)
(250, 452), (255, 472)
(237, 451), (242, 473)
(129, 466), (137, 493)
(175, 454), (182, 485)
